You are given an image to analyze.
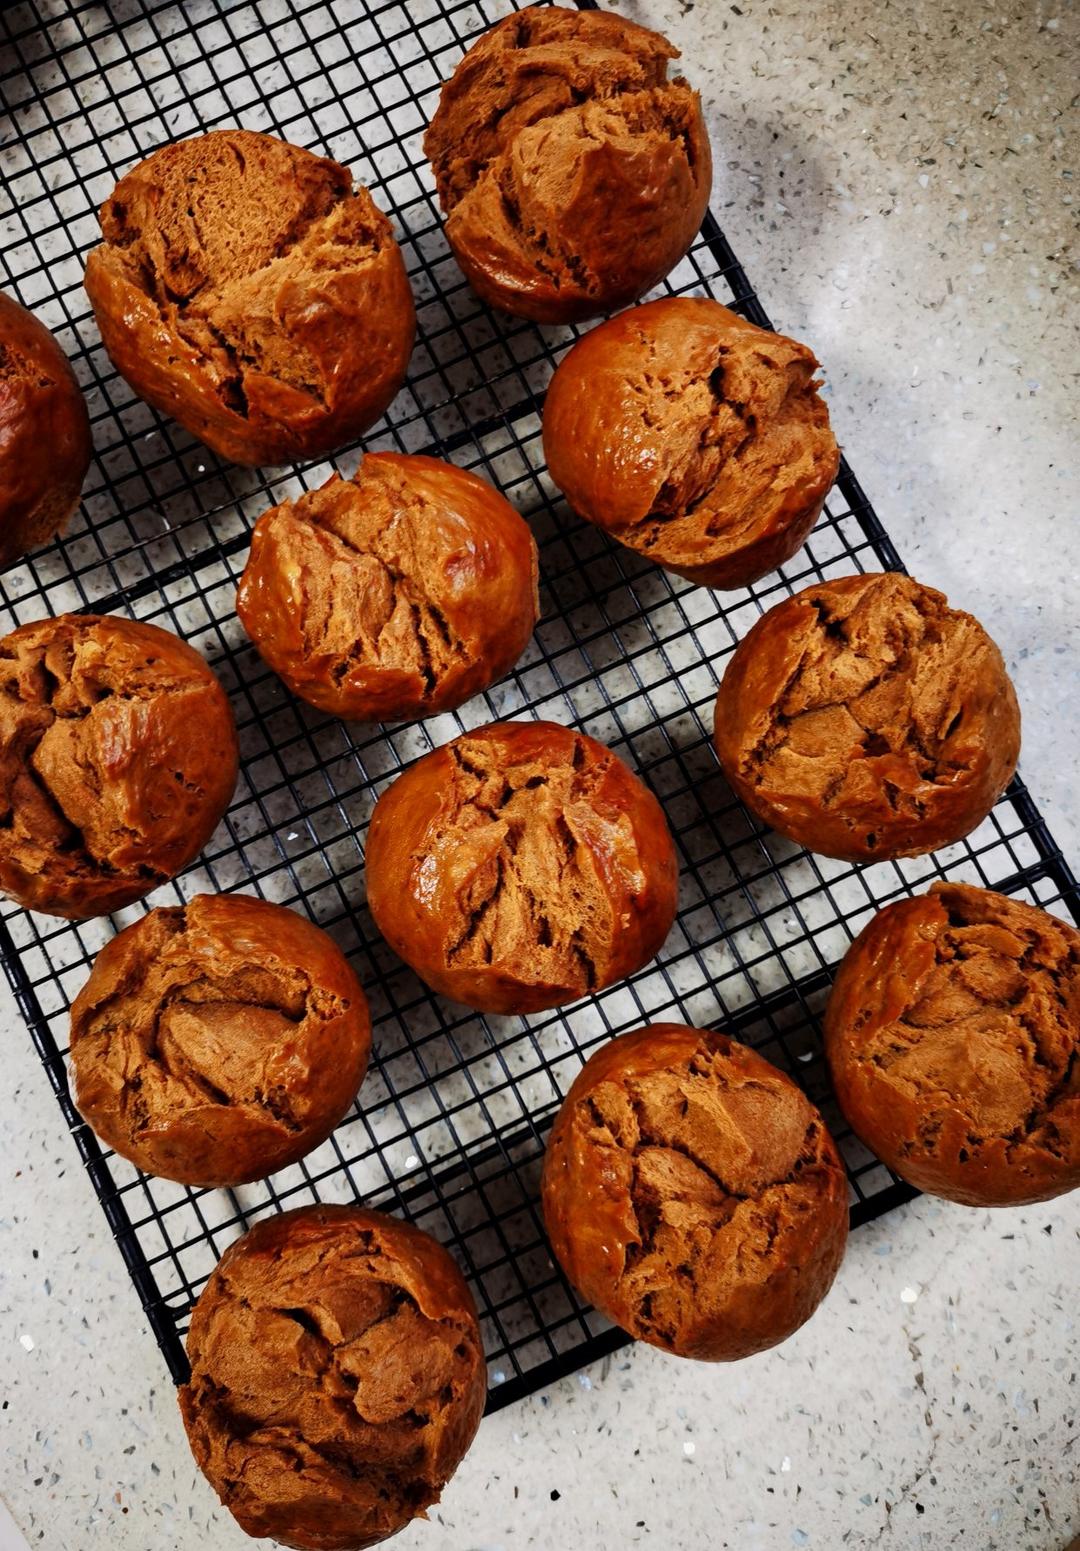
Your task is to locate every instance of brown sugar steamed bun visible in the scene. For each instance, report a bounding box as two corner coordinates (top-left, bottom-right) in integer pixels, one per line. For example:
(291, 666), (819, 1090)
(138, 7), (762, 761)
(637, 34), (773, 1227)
(71, 894), (370, 1187)
(84, 130), (415, 466)
(0, 291), (91, 567)
(179, 1205), (487, 1551)
(423, 7), (711, 323)
(0, 614), (238, 919)
(237, 452), (539, 722)
(713, 572), (1021, 862)
(825, 883), (1080, 1206)
(365, 721), (678, 1014)
(543, 298), (839, 589)
(541, 1025), (849, 1360)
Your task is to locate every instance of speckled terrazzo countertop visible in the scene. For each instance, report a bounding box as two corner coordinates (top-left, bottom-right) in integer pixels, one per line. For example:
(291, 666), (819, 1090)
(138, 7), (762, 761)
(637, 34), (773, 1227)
(1, 2), (1078, 1549)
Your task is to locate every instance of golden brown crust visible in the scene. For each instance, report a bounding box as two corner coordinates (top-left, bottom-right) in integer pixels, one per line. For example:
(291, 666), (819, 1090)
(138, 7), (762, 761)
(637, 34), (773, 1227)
(713, 572), (1021, 861)
(70, 895), (371, 1187)
(0, 291), (91, 567)
(541, 1024), (849, 1360)
(0, 614), (238, 919)
(237, 452), (539, 722)
(423, 7), (711, 323)
(825, 883), (1080, 1206)
(84, 130), (415, 466)
(365, 720), (678, 1014)
(543, 297), (839, 588)
(179, 1204), (486, 1551)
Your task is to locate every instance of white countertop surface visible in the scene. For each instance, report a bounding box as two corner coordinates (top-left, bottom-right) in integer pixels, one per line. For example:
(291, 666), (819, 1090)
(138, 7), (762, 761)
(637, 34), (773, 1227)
(1, 1), (1078, 1549)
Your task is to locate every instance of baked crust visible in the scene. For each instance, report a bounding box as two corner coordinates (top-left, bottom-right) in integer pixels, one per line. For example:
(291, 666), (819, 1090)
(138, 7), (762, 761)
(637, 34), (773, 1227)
(541, 1024), (849, 1359)
(237, 452), (538, 722)
(0, 290), (91, 566)
(713, 572), (1021, 861)
(424, 7), (711, 323)
(179, 1205), (486, 1550)
(825, 882), (1080, 1206)
(0, 613), (238, 918)
(365, 720), (678, 1014)
(71, 894), (371, 1186)
(84, 130), (415, 466)
(544, 297), (838, 588)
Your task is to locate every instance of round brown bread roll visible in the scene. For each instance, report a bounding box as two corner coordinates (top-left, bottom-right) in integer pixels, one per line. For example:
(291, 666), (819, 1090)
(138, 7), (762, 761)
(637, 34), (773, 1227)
(541, 1024), (849, 1360)
(179, 1204), (487, 1551)
(84, 129), (415, 466)
(825, 882), (1080, 1206)
(543, 297), (839, 588)
(0, 614), (238, 919)
(365, 720), (678, 1014)
(0, 291), (91, 568)
(71, 894), (371, 1187)
(423, 6), (711, 324)
(713, 572), (1021, 862)
(237, 452), (539, 722)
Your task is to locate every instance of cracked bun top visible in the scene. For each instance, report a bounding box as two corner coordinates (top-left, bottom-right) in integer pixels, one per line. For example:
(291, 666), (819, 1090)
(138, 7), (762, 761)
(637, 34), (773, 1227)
(0, 614), (238, 919)
(179, 1204), (486, 1551)
(237, 452), (539, 723)
(0, 290), (91, 568)
(543, 298), (839, 589)
(365, 720), (678, 1015)
(541, 1024), (849, 1360)
(713, 572), (1021, 862)
(423, 6), (711, 323)
(84, 130), (416, 466)
(71, 894), (371, 1187)
(825, 883), (1080, 1206)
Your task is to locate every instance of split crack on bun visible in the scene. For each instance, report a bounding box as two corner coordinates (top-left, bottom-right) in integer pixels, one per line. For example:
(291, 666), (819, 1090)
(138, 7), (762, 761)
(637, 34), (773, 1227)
(0, 614), (238, 918)
(365, 721), (678, 1014)
(237, 452), (538, 722)
(84, 130), (416, 465)
(541, 1025), (849, 1360)
(543, 297), (838, 588)
(713, 572), (1021, 861)
(71, 894), (371, 1187)
(179, 1205), (486, 1551)
(424, 7), (712, 323)
(825, 882), (1080, 1205)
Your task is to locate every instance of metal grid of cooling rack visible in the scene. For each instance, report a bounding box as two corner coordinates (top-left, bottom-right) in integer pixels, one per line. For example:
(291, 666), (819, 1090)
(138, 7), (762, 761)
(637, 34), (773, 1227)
(1, 0), (1078, 1413)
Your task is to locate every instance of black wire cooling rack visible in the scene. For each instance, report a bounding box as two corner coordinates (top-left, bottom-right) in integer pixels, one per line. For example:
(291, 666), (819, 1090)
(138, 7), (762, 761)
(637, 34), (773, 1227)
(1, 0), (1078, 1413)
